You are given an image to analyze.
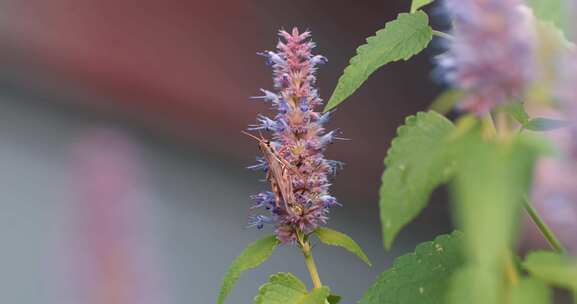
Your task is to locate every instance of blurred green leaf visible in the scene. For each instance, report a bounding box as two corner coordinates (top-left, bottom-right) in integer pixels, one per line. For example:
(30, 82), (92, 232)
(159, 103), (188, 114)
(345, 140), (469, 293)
(313, 227), (371, 266)
(254, 273), (330, 304)
(380, 111), (455, 249)
(526, 0), (569, 36)
(510, 278), (552, 304)
(359, 231), (465, 304)
(499, 102), (571, 132)
(324, 12), (432, 112)
(411, 0), (434, 12)
(429, 89), (465, 115)
(446, 266), (499, 304)
(449, 129), (542, 304)
(218, 235), (280, 304)
(524, 118), (571, 131)
(523, 251), (577, 291)
(448, 114), (478, 141)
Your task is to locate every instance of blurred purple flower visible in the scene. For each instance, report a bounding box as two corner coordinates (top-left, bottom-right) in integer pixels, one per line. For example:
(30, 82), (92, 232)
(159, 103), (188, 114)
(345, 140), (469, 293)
(438, 0), (536, 114)
(558, 54), (577, 157)
(248, 28), (341, 243)
(70, 129), (169, 304)
(529, 127), (577, 254)
(554, 26), (577, 155)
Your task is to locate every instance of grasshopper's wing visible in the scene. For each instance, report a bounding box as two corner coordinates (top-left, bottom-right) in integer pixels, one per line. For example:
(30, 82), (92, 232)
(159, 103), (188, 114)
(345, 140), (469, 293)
(260, 143), (299, 215)
(267, 158), (293, 211)
(266, 170), (282, 208)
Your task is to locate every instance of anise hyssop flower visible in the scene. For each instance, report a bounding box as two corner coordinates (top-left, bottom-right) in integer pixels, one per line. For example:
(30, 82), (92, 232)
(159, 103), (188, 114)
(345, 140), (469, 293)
(247, 28), (341, 243)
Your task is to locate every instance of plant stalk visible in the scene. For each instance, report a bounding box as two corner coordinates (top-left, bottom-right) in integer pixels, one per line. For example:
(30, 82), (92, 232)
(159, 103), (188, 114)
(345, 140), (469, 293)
(481, 114), (497, 139)
(302, 240), (323, 289)
(504, 252), (519, 285)
(432, 30), (454, 41)
(522, 196), (566, 254)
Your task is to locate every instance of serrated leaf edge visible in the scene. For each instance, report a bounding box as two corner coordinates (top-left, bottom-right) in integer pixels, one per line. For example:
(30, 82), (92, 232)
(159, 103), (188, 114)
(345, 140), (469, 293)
(359, 231), (464, 304)
(381, 111), (455, 249)
(384, 111), (453, 166)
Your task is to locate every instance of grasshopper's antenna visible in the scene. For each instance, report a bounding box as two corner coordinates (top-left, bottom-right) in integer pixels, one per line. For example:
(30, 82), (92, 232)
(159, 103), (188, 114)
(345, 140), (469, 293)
(241, 130), (262, 142)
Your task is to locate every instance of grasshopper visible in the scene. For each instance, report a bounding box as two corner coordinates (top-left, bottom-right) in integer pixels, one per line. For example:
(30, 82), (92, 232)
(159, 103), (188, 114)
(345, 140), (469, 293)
(242, 131), (304, 216)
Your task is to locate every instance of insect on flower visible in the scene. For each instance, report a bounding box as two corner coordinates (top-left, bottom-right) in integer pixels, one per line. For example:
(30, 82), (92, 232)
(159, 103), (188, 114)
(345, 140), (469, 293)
(246, 27), (341, 243)
(242, 131), (303, 216)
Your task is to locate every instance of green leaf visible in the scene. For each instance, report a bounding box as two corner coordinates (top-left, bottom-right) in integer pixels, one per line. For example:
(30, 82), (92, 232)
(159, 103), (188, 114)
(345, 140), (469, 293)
(526, 0), (569, 35)
(449, 130), (542, 304)
(500, 102), (530, 126)
(411, 0), (434, 12)
(524, 117), (571, 131)
(523, 251), (577, 291)
(359, 231), (465, 304)
(326, 294), (341, 304)
(254, 273), (330, 304)
(324, 12), (433, 112)
(302, 288), (331, 304)
(313, 227), (371, 266)
(218, 235), (280, 304)
(510, 278), (552, 304)
(428, 89), (465, 115)
(380, 111), (455, 249)
(256, 272), (307, 302)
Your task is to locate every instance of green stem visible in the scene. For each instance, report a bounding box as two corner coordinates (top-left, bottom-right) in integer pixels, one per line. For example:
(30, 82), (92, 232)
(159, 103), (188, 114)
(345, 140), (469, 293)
(522, 196), (566, 253)
(432, 30), (454, 41)
(481, 113), (497, 139)
(302, 240), (322, 289)
(504, 252), (519, 286)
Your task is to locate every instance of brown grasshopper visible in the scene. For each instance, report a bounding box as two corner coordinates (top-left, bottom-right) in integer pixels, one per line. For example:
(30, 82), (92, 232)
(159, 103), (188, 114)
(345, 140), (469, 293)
(242, 131), (303, 216)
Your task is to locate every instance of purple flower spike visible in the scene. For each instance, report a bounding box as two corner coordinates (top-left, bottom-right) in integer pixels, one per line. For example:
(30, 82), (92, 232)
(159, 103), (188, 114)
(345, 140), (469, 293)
(250, 191), (276, 210)
(247, 215), (275, 230)
(247, 28), (342, 243)
(438, 0), (536, 114)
